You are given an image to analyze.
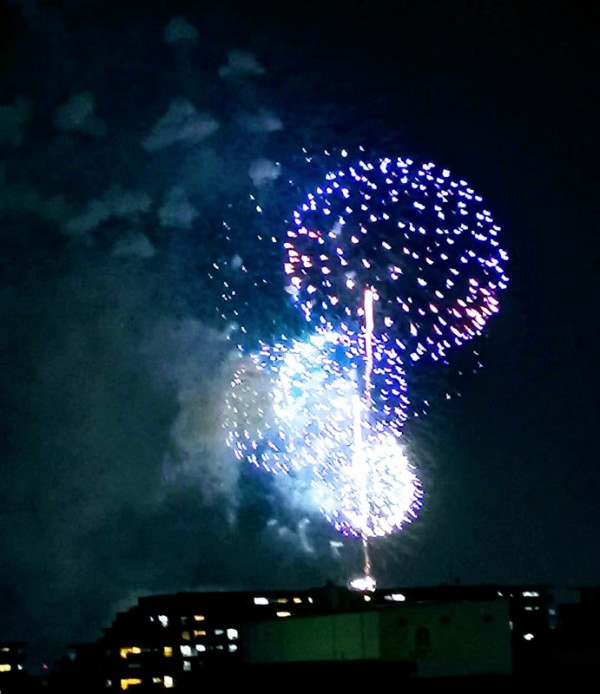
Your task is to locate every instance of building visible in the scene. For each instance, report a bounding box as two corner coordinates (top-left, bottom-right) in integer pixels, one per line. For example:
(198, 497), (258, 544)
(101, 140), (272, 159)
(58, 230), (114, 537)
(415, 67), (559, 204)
(47, 581), (561, 690)
(526, 585), (600, 678)
(65, 586), (338, 691)
(0, 642), (29, 693)
(243, 598), (513, 679)
(371, 583), (555, 653)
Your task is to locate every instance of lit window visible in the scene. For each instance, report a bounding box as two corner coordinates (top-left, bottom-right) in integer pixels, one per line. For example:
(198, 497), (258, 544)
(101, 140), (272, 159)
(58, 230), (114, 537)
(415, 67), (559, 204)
(227, 628), (238, 640)
(183, 661), (191, 671)
(276, 611), (291, 618)
(277, 598), (289, 604)
(228, 644), (238, 653)
(193, 615), (205, 622)
(120, 679), (142, 690)
(180, 645), (192, 657)
(196, 645), (206, 653)
(163, 647), (173, 658)
(293, 597), (302, 604)
(164, 676), (174, 688)
(181, 631), (190, 641)
(253, 597), (269, 605)
(214, 629), (224, 636)
(385, 593), (406, 602)
(523, 633), (535, 641)
(350, 575), (376, 592)
(193, 630), (206, 637)
(522, 591), (540, 597)
(0, 664), (12, 672)
(152, 677), (161, 684)
(158, 615), (169, 627)
(120, 647), (142, 659)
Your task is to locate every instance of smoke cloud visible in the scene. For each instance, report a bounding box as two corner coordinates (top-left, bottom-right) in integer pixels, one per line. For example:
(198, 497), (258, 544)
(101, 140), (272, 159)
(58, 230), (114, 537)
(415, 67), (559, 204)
(0, 3), (344, 669)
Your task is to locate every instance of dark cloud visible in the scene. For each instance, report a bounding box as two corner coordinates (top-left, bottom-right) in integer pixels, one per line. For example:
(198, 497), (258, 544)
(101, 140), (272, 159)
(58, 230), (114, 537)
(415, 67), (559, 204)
(64, 186), (152, 238)
(218, 49), (266, 79)
(157, 186), (199, 229)
(142, 98), (220, 151)
(163, 15), (198, 45)
(53, 90), (106, 137)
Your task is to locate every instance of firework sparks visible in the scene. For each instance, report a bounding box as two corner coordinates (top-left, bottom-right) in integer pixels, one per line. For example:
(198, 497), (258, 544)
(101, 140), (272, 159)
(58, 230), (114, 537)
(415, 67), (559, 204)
(284, 153), (508, 370)
(223, 150), (508, 569)
(224, 326), (421, 539)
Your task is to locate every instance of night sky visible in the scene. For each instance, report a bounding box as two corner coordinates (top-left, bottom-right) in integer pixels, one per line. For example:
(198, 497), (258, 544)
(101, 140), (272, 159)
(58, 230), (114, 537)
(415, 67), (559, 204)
(1, 0), (598, 671)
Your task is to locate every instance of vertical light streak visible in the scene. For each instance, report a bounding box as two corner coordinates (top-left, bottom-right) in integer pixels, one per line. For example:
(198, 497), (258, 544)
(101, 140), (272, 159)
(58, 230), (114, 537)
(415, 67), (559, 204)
(364, 286), (374, 406)
(358, 287), (374, 579)
(352, 391), (370, 576)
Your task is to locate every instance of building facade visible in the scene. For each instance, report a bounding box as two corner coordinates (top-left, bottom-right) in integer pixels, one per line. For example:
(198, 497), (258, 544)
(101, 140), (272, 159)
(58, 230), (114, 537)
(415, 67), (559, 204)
(49, 582), (558, 690)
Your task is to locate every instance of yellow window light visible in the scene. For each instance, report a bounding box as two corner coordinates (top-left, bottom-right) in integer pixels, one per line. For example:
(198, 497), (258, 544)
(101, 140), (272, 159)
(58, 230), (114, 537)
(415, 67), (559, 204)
(119, 647), (142, 659)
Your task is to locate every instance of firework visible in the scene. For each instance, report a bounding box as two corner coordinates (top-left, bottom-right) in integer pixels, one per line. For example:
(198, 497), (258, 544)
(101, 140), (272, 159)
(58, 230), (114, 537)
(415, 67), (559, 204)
(284, 152), (509, 368)
(224, 328), (422, 539)
(223, 150), (508, 555)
